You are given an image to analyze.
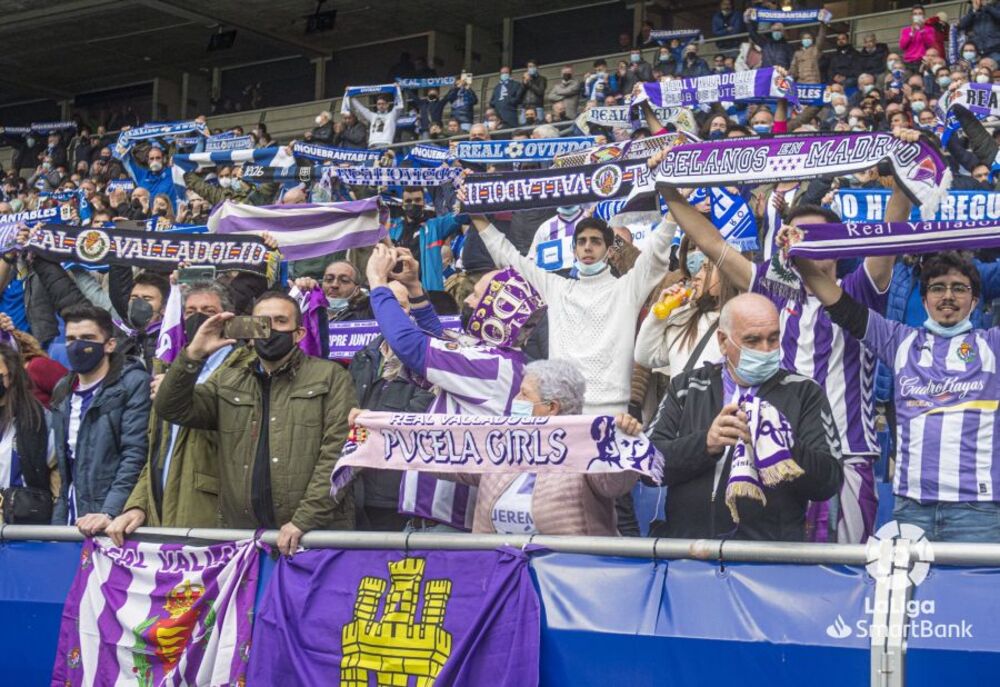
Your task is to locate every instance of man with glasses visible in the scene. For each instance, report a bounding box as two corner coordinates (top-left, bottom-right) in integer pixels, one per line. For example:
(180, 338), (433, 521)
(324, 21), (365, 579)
(291, 260), (373, 344)
(795, 251), (1000, 543)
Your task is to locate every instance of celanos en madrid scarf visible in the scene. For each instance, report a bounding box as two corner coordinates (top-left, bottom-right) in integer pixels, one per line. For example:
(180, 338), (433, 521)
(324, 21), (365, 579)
(655, 132), (951, 219)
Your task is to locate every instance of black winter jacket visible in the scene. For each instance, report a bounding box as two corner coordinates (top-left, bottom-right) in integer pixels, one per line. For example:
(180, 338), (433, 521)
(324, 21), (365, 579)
(648, 362), (843, 541)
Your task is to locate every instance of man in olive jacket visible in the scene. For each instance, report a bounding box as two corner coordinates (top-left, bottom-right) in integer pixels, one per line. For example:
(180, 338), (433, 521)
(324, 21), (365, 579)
(107, 283), (254, 543)
(155, 291), (357, 556)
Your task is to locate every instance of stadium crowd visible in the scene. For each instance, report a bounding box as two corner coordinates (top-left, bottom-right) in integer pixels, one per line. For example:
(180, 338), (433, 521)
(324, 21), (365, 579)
(1, 0), (1000, 556)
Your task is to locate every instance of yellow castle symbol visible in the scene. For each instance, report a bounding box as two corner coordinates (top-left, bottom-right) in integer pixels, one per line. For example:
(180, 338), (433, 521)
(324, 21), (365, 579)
(341, 558), (453, 686)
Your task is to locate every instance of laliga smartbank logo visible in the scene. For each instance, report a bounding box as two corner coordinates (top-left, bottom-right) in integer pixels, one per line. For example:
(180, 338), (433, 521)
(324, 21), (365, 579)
(824, 522), (973, 641)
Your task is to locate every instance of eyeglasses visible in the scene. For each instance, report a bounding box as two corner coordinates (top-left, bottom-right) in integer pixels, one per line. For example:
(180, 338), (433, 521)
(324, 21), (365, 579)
(927, 283), (972, 296)
(323, 275), (356, 285)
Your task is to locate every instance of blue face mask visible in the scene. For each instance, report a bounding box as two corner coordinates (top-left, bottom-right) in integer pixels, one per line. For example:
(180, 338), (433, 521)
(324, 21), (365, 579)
(327, 296), (350, 311)
(630, 54), (641, 63)
(510, 399), (536, 417)
(574, 259), (608, 277)
(686, 251), (706, 276)
(801, 38), (813, 49)
(734, 345), (781, 385)
(923, 316), (973, 338)
(709, 129), (726, 139)
(771, 31), (784, 41)
(753, 124), (771, 134)
(500, 72), (510, 82)
(963, 51), (977, 62)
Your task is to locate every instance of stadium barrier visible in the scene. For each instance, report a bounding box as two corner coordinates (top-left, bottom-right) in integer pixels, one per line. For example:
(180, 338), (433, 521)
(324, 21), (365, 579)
(2, 525), (999, 686)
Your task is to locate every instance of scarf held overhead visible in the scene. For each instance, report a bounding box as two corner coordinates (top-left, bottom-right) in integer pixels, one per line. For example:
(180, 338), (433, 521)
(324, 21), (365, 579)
(455, 137), (597, 163)
(655, 132), (951, 218)
(634, 67), (798, 109)
(585, 105), (698, 133)
(25, 224), (271, 273)
(321, 165), (461, 187)
(745, 7), (832, 24)
(291, 141), (382, 164)
(461, 159), (653, 212)
(207, 197), (386, 261)
(330, 411), (664, 501)
(787, 219), (1000, 259)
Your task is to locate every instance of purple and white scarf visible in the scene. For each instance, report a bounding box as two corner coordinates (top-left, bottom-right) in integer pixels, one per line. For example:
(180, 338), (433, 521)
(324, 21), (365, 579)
(207, 197), (386, 261)
(633, 67), (798, 110)
(726, 394), (802, 524)
(155, 283), (185, 364)
(786, 219), (1000, 259)
(330, 411), (664, 503)
(655, 132), (951, 219)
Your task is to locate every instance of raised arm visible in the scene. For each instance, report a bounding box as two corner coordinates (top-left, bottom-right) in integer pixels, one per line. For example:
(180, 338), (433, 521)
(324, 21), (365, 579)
(659, 185), (754, 291)
(864, 178), (910, 290)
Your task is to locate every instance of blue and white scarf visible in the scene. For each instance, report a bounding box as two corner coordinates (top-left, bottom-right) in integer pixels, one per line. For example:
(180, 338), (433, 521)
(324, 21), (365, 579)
(586, 105), (698, 132)
(171, 147), (297, 197)
(406, 143), (456, 166)
(395, 76), (457, 89)
(321, 165), (461, 187)
(746, 7), (831, 24)
(113, 120), (207, 159)
(2, 121), (76, 136)
(340, 83), (398, 114)
(688, 186), (758, 251)
(291, 141), (381, 165)
(455, 136), (597, 162)
(834, 188), (1000, 223)
(794, 83), (829, 106)
(205, 134), (254, 152)
(648, 29), (702, 46)
(106, 179), (136, 194)
(39, 189), (92, 223)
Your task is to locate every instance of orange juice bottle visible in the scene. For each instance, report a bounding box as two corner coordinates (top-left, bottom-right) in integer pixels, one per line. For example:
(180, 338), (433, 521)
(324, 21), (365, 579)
(652, 289), (692, 319)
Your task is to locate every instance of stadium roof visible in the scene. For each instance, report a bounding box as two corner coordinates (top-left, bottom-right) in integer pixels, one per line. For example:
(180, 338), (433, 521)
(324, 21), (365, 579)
(0, 0), (588, 105)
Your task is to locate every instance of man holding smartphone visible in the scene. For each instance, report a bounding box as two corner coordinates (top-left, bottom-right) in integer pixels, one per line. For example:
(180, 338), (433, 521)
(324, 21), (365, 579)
(154, 291), (358, 556)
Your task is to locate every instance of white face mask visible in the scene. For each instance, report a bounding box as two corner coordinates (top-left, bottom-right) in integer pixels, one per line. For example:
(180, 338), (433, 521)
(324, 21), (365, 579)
(574, 259), (608, 276)
(148, 160), (163, 172)
(977, 73), (991, 84)
(218, 177), (232, 189)
(315, 115), (324, 125)
(833, 104), (847, 116)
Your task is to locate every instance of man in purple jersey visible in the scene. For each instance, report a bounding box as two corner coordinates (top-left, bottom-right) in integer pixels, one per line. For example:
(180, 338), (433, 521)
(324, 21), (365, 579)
(797, 251), (1000, 542)
(660, 177), (912, 543)
(364, 245), (545, 531)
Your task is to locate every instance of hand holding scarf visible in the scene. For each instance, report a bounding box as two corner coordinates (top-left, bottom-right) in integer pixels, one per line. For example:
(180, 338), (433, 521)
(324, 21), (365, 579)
(726, 394), (803, 524)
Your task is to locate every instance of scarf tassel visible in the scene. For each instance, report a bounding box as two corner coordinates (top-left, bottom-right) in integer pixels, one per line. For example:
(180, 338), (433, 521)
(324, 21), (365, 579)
(725, 478), (766, 524)
(758, 458), (805, 487)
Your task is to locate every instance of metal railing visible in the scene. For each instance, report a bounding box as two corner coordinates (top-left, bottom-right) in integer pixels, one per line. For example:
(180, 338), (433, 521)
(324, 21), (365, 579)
(4, 525), (1000, 567)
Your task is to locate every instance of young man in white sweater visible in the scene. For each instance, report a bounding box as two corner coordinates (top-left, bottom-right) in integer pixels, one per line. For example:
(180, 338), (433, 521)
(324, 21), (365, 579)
(466, 212), (676, 415)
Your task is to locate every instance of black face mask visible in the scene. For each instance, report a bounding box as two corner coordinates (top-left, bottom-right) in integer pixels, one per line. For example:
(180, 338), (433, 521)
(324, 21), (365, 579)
(128, 298), (154, 330)
(184, 312), (210, 343)
(460, 304), (474, 331)
(404, 204), (424, 222)
(254, 329), (296, 362)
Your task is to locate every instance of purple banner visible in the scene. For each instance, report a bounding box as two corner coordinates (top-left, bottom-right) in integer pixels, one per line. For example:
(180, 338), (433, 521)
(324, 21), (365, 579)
(52, 537), (259, 687)
(328, 315), (461, 359)
(247, 547), (540, 687)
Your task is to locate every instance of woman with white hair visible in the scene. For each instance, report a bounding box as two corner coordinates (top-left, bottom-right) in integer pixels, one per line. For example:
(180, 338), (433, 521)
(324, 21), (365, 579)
(457, 358), (643, 535)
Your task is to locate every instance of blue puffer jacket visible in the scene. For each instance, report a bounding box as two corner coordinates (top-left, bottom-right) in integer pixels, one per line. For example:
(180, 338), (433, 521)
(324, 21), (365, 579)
(877, 259), (1000, 401)
(51, 353), (151, 523)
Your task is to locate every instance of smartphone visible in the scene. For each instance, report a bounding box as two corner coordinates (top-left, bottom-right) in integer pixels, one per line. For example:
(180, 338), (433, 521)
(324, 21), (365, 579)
(224, 316), (271, 340)
(177, 265), (216, 285)
(59, 204), (72, 221)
